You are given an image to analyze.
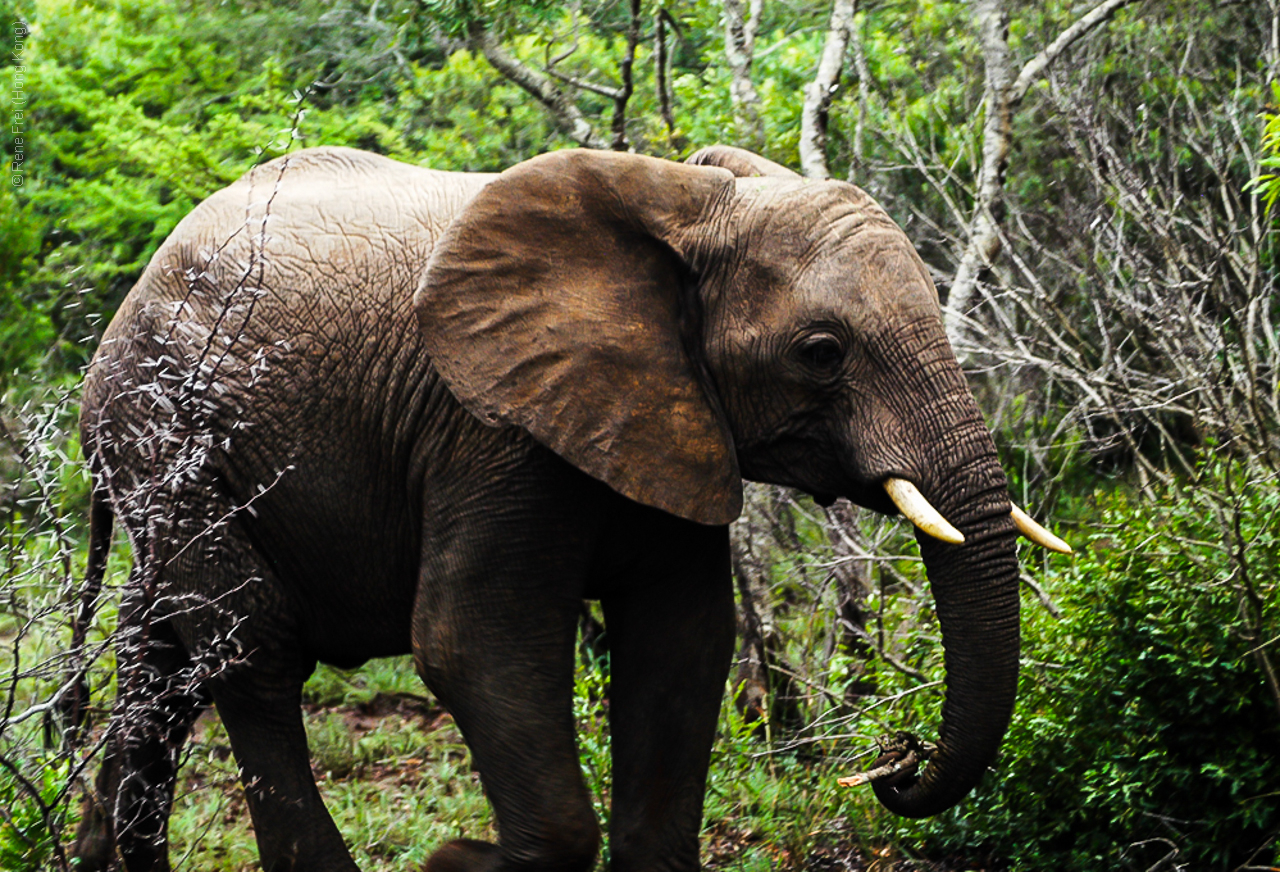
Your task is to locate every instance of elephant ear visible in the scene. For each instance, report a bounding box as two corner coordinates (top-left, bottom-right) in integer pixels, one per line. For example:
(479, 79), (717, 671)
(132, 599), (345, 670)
(416, 150), (743, 526)
(685, 145), (800, 178)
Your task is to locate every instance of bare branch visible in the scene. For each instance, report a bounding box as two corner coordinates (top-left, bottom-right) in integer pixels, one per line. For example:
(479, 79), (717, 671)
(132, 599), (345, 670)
(1011, 0), (1141, 105)
(945, 0), (1141, 352)
(546, 67), (623, 100)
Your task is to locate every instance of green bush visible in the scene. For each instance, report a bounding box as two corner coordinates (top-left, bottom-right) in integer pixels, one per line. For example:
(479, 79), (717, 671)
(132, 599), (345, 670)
(908, 466), (1280, 870)
(0, 758), (66, 872)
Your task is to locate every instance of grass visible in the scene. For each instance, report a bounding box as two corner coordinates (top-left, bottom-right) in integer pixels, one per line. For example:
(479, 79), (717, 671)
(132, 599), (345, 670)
(166, 659), (495, 871)
(159, 651), (887, 872)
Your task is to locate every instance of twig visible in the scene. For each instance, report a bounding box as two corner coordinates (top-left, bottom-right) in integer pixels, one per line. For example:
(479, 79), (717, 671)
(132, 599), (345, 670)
(837, 749), (921, 787)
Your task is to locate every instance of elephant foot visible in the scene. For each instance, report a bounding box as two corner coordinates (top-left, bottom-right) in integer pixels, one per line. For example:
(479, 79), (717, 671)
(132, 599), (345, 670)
(422, 838), (502, 872)
(69, 764), (119, 872)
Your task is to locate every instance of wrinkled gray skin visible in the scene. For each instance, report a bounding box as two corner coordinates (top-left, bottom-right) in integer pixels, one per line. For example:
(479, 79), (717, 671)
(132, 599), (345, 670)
(73, 146), (1019, 872)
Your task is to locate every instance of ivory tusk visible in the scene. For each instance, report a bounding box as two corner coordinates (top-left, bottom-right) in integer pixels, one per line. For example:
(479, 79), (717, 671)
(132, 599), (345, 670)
(1010, 503), (1073, 554)
(883, 478), (965, 545)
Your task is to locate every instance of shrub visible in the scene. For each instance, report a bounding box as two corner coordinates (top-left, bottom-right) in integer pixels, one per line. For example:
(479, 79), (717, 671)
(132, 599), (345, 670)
(909, 464), (1280, 870)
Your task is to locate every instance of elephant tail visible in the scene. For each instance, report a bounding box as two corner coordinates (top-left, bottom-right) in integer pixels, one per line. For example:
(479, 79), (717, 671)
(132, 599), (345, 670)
(58, 487), (113, 750)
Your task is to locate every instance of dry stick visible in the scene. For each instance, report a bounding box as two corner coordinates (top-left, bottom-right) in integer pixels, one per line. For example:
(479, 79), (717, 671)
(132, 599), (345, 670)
(837, 749), (921, 787)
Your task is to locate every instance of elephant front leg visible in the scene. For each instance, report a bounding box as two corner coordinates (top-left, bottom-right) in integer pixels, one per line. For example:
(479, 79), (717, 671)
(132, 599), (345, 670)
(601, 521), (736, 872)
(413, 538), (601, 872)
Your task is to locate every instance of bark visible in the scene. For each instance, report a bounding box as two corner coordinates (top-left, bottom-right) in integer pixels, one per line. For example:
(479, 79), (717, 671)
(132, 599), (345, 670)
(944, 0), (1012, 352)
(849, 10), (871, 177)
(723, 0), (764, 150)
(799, 0), (856, 180)
(944, 0), (1140, 354)
(468, 24), (607, 150)
(1268, 0), (1280, 82)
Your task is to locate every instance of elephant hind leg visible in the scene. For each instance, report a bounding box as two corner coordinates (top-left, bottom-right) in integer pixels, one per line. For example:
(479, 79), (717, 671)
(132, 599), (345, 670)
(71, 606), (210, 872)
(159, 519), (359, 872)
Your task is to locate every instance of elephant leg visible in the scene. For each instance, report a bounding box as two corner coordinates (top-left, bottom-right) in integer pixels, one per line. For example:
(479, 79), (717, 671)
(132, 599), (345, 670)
(209, 664), (356, 872)
(71, 600), (209, 872)
(600, 522), (736, 872)
(414, 531), (600, 872)
(156, 514), (357, 872)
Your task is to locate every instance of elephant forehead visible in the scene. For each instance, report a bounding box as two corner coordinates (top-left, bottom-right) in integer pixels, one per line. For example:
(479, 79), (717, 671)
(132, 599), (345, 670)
(810, 228), (939, 312)
(721, 226), (938, 332)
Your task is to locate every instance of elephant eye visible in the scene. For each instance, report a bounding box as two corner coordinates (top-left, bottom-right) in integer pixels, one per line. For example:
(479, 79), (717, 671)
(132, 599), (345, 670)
(796, 333), (846, 373)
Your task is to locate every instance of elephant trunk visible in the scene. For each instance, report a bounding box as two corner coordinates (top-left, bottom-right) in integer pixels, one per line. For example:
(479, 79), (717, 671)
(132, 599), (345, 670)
(871, 425), (1021, 818)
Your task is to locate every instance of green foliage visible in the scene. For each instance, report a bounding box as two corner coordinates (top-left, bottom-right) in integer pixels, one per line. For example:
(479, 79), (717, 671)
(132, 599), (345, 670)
(907, 466), (1280, 870)
(0, 758), (65, 872)
(1250, 81), (1280, 218)
(573, 649), (612, 839)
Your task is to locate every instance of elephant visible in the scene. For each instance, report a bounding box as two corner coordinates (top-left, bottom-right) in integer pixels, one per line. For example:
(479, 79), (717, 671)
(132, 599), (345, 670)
(70, 144), (1068, 872)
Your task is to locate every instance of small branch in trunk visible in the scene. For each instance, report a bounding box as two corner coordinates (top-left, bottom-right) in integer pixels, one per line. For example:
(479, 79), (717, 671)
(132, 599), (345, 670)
(468, 23), (607, 150)
(611, 0), (642, 151)
(838, 732), (936, 787)
(838, 750), (922, 787)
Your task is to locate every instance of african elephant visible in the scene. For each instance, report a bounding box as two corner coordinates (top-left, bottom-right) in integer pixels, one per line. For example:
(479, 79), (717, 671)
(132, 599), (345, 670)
(71, 144), (1067, 872)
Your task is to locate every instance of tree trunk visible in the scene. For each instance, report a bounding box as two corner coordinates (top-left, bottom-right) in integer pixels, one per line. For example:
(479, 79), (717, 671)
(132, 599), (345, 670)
(849, 9), (870, 178)
(723, 0), (764, 150)
(799, 0), (856, 180)
(943, 0), (1012, 354)
(611, 0), (642, 151)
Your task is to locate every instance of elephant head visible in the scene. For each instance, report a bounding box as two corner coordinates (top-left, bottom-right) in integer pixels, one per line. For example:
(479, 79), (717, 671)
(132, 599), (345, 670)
(416, 146), (1066, 817)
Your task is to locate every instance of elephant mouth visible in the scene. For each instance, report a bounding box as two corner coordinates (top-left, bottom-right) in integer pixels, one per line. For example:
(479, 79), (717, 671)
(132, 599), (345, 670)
(809, 490), (838, 507)
(804, 481), (897, 517)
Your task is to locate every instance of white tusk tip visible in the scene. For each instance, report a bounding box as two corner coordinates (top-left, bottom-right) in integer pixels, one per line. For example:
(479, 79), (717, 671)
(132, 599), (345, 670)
(1010, 503), (1073, 554)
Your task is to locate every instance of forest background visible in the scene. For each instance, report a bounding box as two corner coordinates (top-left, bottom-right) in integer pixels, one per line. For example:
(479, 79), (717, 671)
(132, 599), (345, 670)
(1, 0), (1278, 869)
